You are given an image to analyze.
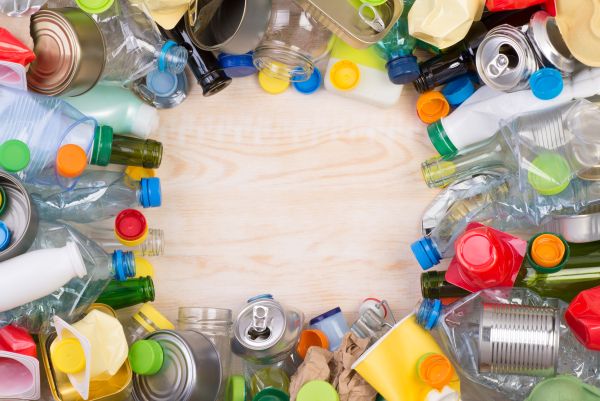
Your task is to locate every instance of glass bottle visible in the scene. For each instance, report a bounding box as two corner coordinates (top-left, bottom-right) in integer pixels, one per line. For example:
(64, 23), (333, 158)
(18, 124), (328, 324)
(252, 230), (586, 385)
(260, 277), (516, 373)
(122, 303), (175, 345)
(93, 128), (163, 169)
(96, 276), (155, 309)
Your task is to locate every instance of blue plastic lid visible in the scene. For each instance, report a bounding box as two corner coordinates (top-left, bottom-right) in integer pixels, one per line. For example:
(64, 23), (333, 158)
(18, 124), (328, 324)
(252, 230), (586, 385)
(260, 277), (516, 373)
(218, 52), (257, 78)
(442, 75), (475, 107)
(140, 177), (162, 208)
(386, 55), (420, 85)
(247, 294), (273, 303)
(158, 40), (187, 74)
(112, 250), (135, 281)
(146, 69), (178, 97)
(411, 237), (441, 270)
(416, 299), (442, 330)
(530, 68), (563, 100)
(0, 221), (11, 252)
(293, 67), (322, 94)
(310, 307), (342, 325)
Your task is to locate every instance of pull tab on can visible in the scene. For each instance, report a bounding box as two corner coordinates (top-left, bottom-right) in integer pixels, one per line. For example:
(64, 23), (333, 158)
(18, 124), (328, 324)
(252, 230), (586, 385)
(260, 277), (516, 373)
(248, 305), (271, 341)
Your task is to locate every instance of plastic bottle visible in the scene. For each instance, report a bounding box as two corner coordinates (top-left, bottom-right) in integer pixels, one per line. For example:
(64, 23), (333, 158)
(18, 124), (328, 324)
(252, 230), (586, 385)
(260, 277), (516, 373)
(71, 222), (165, 257)
(0, 220), (136, 333)
(29, 170), (161, 223)
(96, 276), (155, 309)
(122, 304), (174, 345)
(64, 85), (160, 139)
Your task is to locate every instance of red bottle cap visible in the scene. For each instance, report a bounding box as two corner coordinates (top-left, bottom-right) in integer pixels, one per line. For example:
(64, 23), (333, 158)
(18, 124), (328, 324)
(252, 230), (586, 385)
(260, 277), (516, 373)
(565, 287), (600, 351)
(114, 209), (148, 241)
(486, 0), (556, 16)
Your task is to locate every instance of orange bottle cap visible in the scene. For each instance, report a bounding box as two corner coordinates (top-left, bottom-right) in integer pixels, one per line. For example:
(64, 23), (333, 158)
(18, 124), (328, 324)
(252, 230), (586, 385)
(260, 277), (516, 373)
(330, 60), (360, 91)
(416, 353), (454, 390)
(531, 233), (566, 268)
(297, 329), (329, 359)
(56, 144), (88, 178)
(416, 92), (450, 124)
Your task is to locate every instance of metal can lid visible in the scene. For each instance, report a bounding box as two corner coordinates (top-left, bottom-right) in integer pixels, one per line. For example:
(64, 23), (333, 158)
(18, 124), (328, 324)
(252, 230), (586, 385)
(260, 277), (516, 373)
(527, 11), (576, 74)
(234, 298), (286, 351)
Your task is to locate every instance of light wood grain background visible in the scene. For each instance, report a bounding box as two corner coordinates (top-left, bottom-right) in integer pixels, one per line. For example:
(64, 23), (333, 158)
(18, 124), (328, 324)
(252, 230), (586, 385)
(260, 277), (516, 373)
(144, 74), (442, 326)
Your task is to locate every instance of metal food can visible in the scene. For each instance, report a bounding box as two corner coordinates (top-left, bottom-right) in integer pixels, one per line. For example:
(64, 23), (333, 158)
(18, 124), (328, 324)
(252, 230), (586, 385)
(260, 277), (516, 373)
(527, 11), (576, 74)
(28, 7), (106, 96)
(133, 330), (222, 401)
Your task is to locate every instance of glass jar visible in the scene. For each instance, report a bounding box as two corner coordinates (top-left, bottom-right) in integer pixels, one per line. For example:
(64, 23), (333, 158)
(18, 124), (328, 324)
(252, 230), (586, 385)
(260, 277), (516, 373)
(253, 0), (332, 82)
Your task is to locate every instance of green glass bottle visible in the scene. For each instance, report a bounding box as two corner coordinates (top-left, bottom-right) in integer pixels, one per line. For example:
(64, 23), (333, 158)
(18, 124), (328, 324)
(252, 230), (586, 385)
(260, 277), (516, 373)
(96, 276), (155, 310)
(91, 126), (163, 169)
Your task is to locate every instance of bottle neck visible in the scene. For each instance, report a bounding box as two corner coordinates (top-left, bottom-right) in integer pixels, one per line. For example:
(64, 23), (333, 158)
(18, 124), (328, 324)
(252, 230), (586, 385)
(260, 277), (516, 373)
(96, 277), (155, 310)
(109, 135), (163, 169)
(111, 250), (136, 280)
(421, 271), (470, 299)
(413, 47), (475, 93)
(139, 228), (164, 257)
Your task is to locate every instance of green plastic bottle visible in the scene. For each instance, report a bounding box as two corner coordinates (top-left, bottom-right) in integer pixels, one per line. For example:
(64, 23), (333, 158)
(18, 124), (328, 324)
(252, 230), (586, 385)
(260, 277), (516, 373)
(96, 276), (155, 310)
(92, 127), (163, 169)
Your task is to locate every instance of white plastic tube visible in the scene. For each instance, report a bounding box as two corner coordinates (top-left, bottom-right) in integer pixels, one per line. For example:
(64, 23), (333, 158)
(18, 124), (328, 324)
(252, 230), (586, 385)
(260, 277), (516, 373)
(0, 242), (87, 312)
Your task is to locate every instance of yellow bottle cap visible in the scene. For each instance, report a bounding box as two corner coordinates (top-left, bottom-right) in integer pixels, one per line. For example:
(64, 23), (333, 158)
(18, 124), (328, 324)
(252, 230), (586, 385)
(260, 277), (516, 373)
(258, 71), (290, 95)
(329, 60), (360, 91)
(51, 337), (86, 374)
(133, 304), (175, 333)
(56, 144), (88, 178)
(135, 257), (155, 278)
(416, 353), (454, 390)
(531, 233), (566, 268)
(416, 92), (450, 124)
(125, 166), (156, 181)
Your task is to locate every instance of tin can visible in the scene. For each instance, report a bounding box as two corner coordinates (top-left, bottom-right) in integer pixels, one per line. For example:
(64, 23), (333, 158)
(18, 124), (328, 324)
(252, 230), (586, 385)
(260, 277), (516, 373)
(28, 8), (106, 96)
(132, 330), (222, 401)
(526, 11), (576, 74)
(231, 294), (304, 365)
(0, 172), (38, 262)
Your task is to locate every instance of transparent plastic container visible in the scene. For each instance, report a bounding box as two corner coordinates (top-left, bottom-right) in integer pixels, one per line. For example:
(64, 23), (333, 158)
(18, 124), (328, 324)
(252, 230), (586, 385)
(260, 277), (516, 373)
(0, 220), (136, 334)
(0, 0), (47, 15)
(253, 0), (332, 82)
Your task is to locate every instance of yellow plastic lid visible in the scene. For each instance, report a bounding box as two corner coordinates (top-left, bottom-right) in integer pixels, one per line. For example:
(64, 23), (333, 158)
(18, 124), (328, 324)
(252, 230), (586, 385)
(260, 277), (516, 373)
(133, 304), (175, 333)
(416, 353), (454, 390)
(417, 92), (450, 124)
(125, 166), (156, 181)
(258, 71), (290, 95)
(51, 337), (86, 374)
(135, 257), (155, 278)
(531, 233), (566, 268)
(56, 144), (88, 178)
(329, 60), (360, 91)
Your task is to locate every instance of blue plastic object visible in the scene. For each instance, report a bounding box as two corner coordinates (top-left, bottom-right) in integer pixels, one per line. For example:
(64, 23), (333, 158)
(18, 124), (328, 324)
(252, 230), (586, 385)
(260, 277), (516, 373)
(247, 294), (274, 302)
(310, 307), (349, 351)
(529, 68), (563, 100)
(416, 299), (442, 330)
(219, 53), (257, 78)
(146, 69), (178, 97)
(386, 55), (420, 85)
(442, 75), (475, 107)
(140, 177), (162, 208)
(0, 221), (10, 252)
(293, 67), (322, 94)
(112, 250), (136, 281)
(410, 237), (441, 270)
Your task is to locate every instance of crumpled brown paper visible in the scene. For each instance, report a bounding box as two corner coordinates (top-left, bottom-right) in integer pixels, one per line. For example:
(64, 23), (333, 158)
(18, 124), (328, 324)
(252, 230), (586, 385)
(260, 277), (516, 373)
(290, 333), (377, 401)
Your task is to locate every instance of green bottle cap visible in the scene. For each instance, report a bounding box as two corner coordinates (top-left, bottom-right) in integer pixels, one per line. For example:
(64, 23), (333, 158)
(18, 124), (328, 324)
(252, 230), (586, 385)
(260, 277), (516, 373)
(128, 340), (164, 376)
(526, 375), (600, 401)
(91, 125), (114, 166)
(252, 388), (289, 401)
(528, 152), (571, 195)
(0, 140), (30, 172)
(297, 381), (339, 401)
(226, 375), (246, 401)
(358, 0), (387, 5)
(427, 121), (457, 157)
(75, 0), (114, 14)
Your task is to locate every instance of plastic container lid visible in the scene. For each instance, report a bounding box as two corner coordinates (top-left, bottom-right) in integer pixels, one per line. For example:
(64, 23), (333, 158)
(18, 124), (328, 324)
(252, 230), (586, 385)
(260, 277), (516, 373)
(258, 71), (290, 95)
(427, 121), (457, 157)
(293, 68), (322, 95)
(416, 353), (454, 390)
(56, 144), (87, 178)
(0, 140), (30, 172)
(526, 232), (569, 273)
(442, 76), (475, 107)
(134, 257), (155, 278)
(525, 376), (600, 401)
(386, 55), (420, 85)
(454, 228), (507, 287)
(226, 375), (246, 401)
(411, 237), (442, 270)
(417, 92), (450, 124)
(75, 0), (114, 14)
(140, 177), (162, 208)
(129, 340), (163, 376)
(528, 152), (572, 195)
(329, 60), (360, 91)
(0, 221), (11, 252)
(146, 69), (179, 97)
(90, 126), (114, 167)
(297, 329), (329, 359)
(112, 250), (136, 281)
(530, 68), (563, 100)
(115, 209), (148, 241)
(219, 53), (257, 78)
(252, 388), (290, 401)
(297, 381), (339, 401)
(51, 337), (86, 374)
(310, 307), (342, 325)
(416, 298), (442, 330)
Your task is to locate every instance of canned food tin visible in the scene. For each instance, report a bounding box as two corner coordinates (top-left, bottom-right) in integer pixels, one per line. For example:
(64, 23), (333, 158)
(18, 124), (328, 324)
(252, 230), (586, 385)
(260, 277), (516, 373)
(527, 11), (576, 74)
(28, 8), (106, 96)
(133, 330), (222, 401)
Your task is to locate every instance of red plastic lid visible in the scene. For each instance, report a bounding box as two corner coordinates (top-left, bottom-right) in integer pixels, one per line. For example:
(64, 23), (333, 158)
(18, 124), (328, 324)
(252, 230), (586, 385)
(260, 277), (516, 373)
(0, 325), (37, 358)
(565, 287), (600, 351)
(114, 209), (148, 241)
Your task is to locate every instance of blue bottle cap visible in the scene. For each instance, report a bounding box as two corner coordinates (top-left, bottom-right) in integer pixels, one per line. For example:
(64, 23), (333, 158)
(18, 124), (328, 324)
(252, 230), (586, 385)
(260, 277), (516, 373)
(310, 307), (342, 325)
(442, 75), (475, 107)
(140, 177), (162, 208)
(411, 237), (441, 270)
(0, 221), (11, 252)
(218, 52), (257, 78)
(416, 299), (442, 330)
(293, 67), (322, 94)
(386, 55), (420, 85)
(146, 69), (179, 97)
(530, 68), (563, 100)
(247, 294), (273, 303)
(111, 250), (135, 281)
(158, 40), (187, 74)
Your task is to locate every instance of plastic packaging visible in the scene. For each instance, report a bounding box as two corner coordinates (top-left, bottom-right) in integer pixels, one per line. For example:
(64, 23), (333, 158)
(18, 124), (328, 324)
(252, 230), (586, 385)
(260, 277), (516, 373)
(526, 376), (600, 401)
(0, 61), (27, 90)
(555, 0), (600, 67)
(486, 0), (555, 15)
(0, 350), (40, 400)
(0, 0), (47, 16)
(566, 286), (600, 351)
(0, 28), (36, 66)
(309, 307), (349, 351)
(0, 325), (37, 357)
(122, 304), (174, 345)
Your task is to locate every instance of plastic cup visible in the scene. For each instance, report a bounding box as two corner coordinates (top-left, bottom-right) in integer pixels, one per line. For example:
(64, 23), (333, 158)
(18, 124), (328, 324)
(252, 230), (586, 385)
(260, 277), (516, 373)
(0, 351), (40, 400)
(309, 307), (349, 351)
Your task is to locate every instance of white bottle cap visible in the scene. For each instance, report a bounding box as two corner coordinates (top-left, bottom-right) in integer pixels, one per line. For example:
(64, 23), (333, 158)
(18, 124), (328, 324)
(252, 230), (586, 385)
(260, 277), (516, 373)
(131, 103), (160, 139)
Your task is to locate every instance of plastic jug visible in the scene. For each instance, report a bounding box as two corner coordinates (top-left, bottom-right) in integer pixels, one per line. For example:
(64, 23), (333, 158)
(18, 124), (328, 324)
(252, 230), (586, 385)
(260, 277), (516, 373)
(324, 38), (403, 108)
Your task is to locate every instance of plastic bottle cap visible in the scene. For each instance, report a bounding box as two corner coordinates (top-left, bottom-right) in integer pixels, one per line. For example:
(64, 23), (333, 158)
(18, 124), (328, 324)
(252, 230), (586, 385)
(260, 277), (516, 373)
(258, 71), (290, 95)
(427, 122), (457, 157)
(530, 233), (566, 268)
(252, 388), (290, 401)
(140, 177), (162, 208)
(0, 140), (30, 172)
(51, 337), (86, 374)
(309, 307), (342, 325)
(126, 166), (156, 181)
(530, 68), (563, 100)
(293, 67), (322, 95)
(455, 228), (508, 287)
(416, 299), (442, 330)
(129, 340), (164, 376)
(528, 153), (572, 195)
(297, 381), (339, 401)
(416, 353), (454, 390)
(219, 53), (257, 78)
(525, 376), (592, 401)
(226, 375), (246, 401)
(411, 237), (442, 270)
(91, 126), (114, 167)
(417, 92), (450, 124)
(359, 0), (387, 5)
(75, 0), (113, 13)
(442, 75), (475, 107)
(386, 55), (420, 85)
(115, 209), (148, 241)
(146, 69), (178, 97)
(134, 257), (155, 278)
(330, 60), (360, 91)
(297, 329), (329, 359)
(0, 221), (11, 252)
(56, 144), (87, 178)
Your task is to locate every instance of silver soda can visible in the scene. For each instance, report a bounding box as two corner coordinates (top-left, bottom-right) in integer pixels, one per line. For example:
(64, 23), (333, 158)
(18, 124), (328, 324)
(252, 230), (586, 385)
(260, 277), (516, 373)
(231, 294), (304, 365)
(527, 11), (576, 74)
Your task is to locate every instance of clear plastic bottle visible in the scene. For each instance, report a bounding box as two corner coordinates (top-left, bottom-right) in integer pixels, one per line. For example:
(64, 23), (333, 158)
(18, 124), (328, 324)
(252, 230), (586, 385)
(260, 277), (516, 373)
(0, 220), (136, 334)
(28, 170), (162, 223)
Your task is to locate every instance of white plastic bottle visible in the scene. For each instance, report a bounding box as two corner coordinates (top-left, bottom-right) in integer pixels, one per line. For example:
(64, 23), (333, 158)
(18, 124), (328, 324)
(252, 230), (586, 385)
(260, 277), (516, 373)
(0, 242), (87, 312)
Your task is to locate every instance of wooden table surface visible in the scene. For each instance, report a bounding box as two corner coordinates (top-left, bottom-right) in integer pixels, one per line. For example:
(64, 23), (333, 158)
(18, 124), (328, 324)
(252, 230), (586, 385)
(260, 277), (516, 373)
(146, 75), (441, 326)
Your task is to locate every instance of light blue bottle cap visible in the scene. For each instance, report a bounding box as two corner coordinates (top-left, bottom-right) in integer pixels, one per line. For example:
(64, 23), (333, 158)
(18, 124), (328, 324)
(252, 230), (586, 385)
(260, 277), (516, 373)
(309, 307), (342, 325)
(146, 69), (178, 98)
(218, 52), (257, 78)
(411, 237), (441, 270)
(442, 75), (475, 107)
(158, 40), (187, 74)
(293, 67), (322, 94)
(530, 68), (563, 100)
(112, 250), (135, 281)
(416, 299), (442, 330)
(0, 221), (11, 252)
(140, 177), (162, 208)
(247, 294), (273, 303)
